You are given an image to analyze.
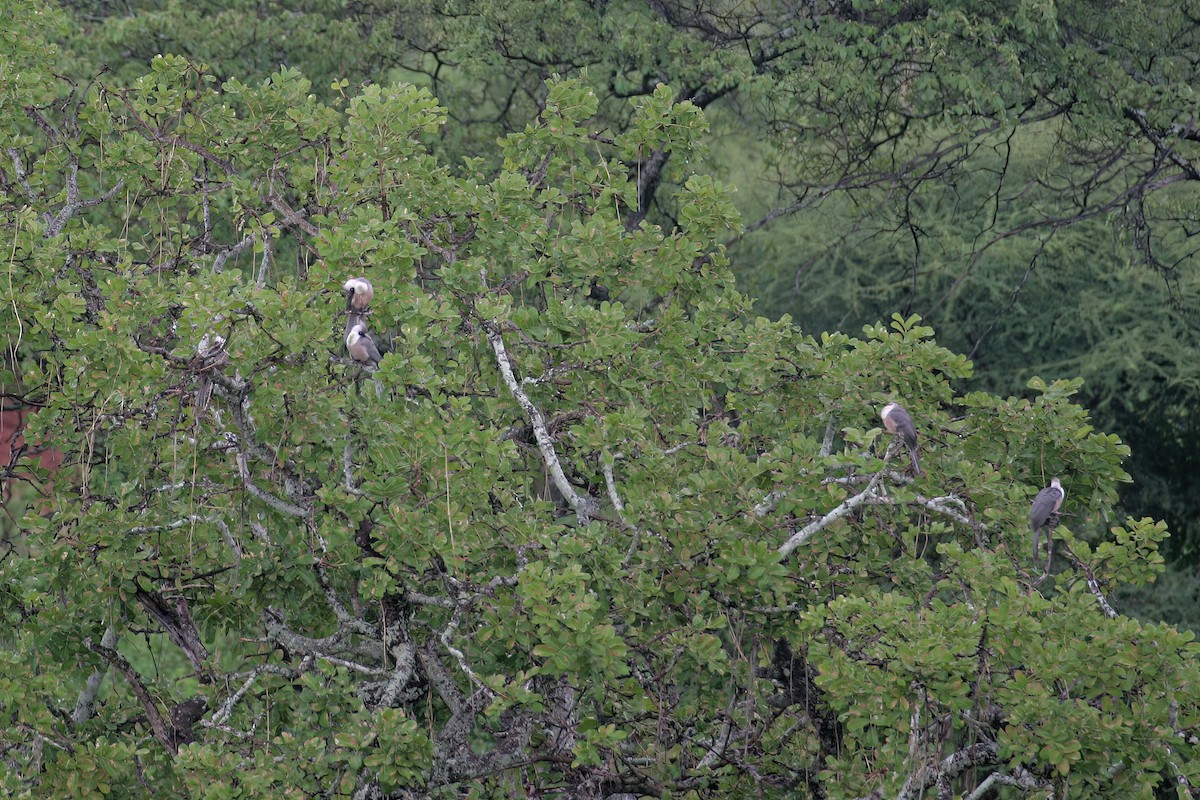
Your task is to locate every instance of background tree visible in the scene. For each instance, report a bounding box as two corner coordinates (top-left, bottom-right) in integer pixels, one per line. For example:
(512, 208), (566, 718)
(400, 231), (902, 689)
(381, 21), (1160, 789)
(2, 3), (1198, 797)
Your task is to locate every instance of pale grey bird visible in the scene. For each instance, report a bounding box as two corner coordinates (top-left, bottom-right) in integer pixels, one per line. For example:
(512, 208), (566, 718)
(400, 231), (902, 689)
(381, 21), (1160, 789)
(1030, 477), (1064, 560)
(346, 323), (383, 367)
(192, 333), (229, 426)
(343, 277), (374, 311)
(880, 401), (921, 474)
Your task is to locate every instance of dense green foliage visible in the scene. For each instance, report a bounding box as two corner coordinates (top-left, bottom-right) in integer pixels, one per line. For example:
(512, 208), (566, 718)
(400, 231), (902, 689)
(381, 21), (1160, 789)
(54, 0), (1200, 567)
(2, 1), (1199, 797)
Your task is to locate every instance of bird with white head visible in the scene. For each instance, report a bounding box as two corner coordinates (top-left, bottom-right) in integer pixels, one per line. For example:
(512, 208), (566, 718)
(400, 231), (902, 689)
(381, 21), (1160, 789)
(343, 277), (374, 311)
(346, 323), (383, 368)
(1030, 477), (1065, 561)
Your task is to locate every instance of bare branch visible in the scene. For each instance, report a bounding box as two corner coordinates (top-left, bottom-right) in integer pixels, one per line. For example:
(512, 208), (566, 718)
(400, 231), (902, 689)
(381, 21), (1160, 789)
(440, 610), (496, 700)
(42, 160), (125, 238)
(7, 146), (124, 238)
(908, 493), (976, 528)
(1060, 544), (1120, 619)
(486, 326), (593, 525)
(343, 440), (364, 496)
(267, 193), (322, 237)
(135, 588), (210, 676)
(86, 637), (176, 754)
(212, 231), (256, 273)
(753, 490), (788, 518)
(235, 452), (310, 518)
(6, 147), (37, 205)
(819, 413), (838, 457)
(377, 643), (418, 708)
(210, 660), (312, 726)
(853, 740), (1006, 800)
(625, 145), (668, 232)
(963, 770), (1044, 800)
(777, 451), (896, 558)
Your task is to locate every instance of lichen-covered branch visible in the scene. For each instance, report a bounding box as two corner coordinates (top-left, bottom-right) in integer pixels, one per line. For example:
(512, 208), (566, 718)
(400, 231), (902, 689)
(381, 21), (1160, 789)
(486, 326), (593, 525)
(1060, 544), (1120, 619)
(778, 465), (888, 558)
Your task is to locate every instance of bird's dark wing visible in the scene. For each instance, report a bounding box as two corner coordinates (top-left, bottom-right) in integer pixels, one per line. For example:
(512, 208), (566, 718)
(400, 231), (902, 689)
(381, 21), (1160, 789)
(890, 405), (919, 448)
(363, 334), (383, 365)
(1029, 487), (1063, 531)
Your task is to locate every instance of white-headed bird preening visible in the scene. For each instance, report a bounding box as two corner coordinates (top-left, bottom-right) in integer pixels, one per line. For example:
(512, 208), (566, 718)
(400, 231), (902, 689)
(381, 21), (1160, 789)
(880, 401), (921, 475)
(343, 277), (374, 311)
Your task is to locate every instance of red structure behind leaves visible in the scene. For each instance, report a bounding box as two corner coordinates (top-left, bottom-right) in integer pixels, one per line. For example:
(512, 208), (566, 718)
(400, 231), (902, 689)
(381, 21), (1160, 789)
(1, 406), (64, 503)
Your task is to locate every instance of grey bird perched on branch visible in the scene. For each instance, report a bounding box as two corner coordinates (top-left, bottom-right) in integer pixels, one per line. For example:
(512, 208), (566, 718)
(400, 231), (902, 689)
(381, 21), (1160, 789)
(346, 323), (384, 398)
(343, 277), (374, 311)
(1030, 477), (1064, 560)
(880, 401), (921, 474)
(346, 323), (383, 367)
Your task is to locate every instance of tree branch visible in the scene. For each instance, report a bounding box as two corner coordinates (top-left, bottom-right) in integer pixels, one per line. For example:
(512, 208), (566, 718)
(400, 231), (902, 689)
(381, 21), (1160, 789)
(1060, 544), (1120, 619)
(72, 624), (117, 725)
(85, 637), (177, 754)
(486, 326), (593, 525)
(135, 588), (210, 677)
(777, 456), (893, 558)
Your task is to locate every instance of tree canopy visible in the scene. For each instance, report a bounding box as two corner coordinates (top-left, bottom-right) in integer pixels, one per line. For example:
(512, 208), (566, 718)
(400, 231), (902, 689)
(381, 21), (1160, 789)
(53, 0), (1200, 559)
(1, 1), (1198, 798)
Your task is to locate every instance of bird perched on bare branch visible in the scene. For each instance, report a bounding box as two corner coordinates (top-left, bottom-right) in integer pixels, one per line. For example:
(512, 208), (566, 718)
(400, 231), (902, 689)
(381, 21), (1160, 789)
(1030, 477), (1064, 561)
(880, 401), (921, 474)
